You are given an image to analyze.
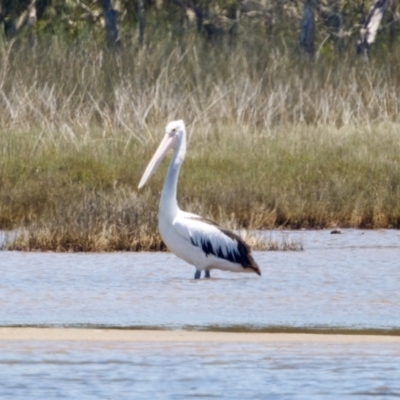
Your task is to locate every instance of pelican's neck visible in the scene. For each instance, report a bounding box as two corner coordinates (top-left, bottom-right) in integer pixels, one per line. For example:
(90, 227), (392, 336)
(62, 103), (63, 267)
(159, 132), (186, 220)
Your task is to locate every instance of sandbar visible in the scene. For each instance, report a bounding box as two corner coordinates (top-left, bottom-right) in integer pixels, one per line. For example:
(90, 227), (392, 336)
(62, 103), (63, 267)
(0, 328), (400, 343)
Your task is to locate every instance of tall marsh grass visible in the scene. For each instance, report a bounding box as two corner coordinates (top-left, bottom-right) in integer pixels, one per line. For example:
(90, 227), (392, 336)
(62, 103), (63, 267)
(1, 35), (400, 251)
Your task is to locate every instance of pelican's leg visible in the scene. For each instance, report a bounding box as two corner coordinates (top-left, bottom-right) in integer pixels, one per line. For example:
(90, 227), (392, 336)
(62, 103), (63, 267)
(205, 270), (211, 278)
(194, 270), (201, 279)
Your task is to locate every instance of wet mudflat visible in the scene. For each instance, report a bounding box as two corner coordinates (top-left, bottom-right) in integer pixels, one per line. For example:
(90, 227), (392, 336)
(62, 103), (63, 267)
(0, 229), (399, 398)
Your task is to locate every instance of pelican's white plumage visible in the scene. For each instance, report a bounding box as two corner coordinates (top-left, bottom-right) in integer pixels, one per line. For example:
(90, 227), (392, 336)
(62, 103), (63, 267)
(138, 120), (261, 279)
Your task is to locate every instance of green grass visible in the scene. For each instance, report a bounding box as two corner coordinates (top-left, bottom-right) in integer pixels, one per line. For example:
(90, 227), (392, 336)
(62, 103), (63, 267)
(2, 122), (400, 251)
(1, 36), (400, 251)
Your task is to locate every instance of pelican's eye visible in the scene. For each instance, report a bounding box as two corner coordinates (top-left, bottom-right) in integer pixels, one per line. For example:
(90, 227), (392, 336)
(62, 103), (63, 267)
(171, 128), (176, 133)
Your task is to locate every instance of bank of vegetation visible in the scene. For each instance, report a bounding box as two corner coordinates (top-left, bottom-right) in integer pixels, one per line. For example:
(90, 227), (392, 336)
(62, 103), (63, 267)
(0, 1), (399, 251)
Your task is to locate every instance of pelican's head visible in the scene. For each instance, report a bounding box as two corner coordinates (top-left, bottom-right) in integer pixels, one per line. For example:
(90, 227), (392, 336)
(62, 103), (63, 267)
(138, 120), (186, 189)
(165, 119), (185, 137)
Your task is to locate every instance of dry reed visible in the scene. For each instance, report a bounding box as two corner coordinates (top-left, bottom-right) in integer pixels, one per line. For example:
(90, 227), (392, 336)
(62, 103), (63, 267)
(0, 35), (400, 251)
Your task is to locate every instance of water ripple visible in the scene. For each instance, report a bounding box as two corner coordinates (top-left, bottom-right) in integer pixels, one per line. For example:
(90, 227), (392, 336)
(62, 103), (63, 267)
(1, 229), (399, 330)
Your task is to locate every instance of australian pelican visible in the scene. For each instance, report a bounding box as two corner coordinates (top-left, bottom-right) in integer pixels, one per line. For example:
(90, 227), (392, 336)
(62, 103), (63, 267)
(138, 120), (261, 279)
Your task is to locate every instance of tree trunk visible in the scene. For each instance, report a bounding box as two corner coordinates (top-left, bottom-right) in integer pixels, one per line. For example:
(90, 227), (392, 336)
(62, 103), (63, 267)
(99, 0), (119, 47)
(357, 0), (390, 56)
(299, 0), (316, 56)
(193, 2), (205, 33)
(138, 0), (144, 47)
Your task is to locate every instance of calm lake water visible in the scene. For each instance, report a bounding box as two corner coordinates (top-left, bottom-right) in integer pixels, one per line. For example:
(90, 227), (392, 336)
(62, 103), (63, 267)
(1, 229), (400, 398)
(1, 341), (400, 399)
(0, 229), (399, 330)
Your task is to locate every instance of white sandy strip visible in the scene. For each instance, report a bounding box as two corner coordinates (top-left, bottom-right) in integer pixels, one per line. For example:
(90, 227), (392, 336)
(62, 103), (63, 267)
(0, 328), (400, 343)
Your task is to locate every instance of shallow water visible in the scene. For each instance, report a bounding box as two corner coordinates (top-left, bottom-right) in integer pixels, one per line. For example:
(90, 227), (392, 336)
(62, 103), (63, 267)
(1, 230), (399, 330)
(1, 341), (400, 399)
(1, 229), (400, 398)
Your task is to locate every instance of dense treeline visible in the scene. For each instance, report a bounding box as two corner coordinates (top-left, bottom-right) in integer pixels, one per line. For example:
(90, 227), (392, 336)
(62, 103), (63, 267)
(0, 1), (398, 55)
